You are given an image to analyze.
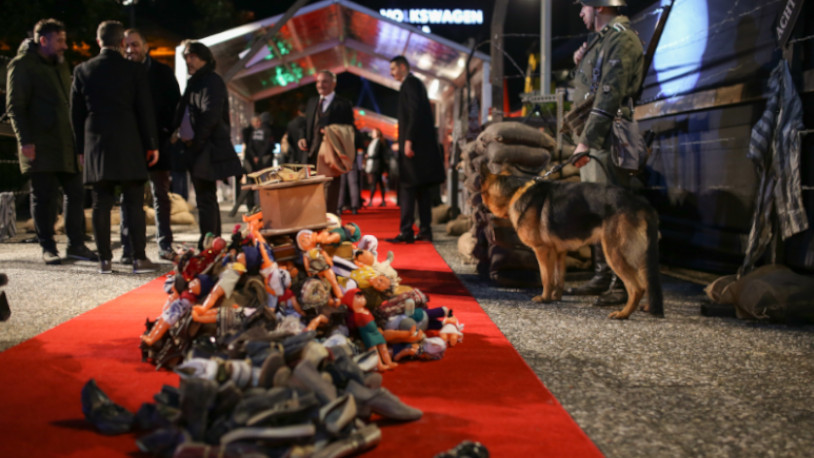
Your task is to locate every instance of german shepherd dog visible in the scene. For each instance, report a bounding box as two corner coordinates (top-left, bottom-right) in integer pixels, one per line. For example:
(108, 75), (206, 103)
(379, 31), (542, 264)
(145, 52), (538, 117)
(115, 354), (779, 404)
(480, 169), (663, 319)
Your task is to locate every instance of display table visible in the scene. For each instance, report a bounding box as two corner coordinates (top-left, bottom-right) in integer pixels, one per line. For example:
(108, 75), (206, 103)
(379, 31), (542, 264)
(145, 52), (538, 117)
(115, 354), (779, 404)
(244, 175), (333, 236)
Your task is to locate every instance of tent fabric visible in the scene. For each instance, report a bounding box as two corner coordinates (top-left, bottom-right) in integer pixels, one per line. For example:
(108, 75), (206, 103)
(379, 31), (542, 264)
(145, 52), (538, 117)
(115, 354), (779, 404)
(181, 0), (489, 104)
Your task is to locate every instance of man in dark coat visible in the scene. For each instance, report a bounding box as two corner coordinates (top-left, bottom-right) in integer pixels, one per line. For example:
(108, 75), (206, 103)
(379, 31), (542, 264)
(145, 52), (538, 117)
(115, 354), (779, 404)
(386, 55), (445, 243)
(286, 103), (307, 164)
(6, 18), (98, 265)
(297, 70), (355, 215)
(119, 28), (181, 264)
(71, 20), (159, 274)
(174, 40), (243, 250)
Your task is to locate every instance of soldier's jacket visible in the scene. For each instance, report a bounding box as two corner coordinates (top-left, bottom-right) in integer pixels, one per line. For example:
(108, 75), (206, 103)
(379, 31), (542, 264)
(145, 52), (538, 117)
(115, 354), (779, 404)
(571, 15), (644, 150)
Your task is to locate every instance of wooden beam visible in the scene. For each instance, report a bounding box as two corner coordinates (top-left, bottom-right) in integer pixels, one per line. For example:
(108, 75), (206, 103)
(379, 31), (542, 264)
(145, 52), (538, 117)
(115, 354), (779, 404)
(232, 40), (340, 81)
(223, 0), (310, 83)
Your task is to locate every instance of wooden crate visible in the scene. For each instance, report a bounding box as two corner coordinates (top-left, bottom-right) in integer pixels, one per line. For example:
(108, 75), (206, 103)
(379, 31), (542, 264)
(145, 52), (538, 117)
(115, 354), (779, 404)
(246, 175), (333, 236)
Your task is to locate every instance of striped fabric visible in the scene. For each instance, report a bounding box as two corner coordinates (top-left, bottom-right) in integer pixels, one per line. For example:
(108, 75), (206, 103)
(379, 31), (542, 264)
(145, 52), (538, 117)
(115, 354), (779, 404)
(741, 59), (807, 275)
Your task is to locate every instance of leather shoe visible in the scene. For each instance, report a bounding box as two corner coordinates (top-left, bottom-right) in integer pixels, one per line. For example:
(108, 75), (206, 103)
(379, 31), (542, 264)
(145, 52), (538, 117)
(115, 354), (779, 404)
(133, 258), (158, 274)
(67, 245), (99, 261)
(158, 249), (175, 261)
(385, 233), (414, 244)
(415, 232), (433, 242)
(345, 379), (422, 421)
(42, 249), (61, 265)
(99, 260), (113, 274)
(81, 379), (134, 435)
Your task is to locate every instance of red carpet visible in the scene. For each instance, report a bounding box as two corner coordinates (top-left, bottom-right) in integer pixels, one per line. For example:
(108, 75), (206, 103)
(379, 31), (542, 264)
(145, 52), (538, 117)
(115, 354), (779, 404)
(0, 195), (601, 457)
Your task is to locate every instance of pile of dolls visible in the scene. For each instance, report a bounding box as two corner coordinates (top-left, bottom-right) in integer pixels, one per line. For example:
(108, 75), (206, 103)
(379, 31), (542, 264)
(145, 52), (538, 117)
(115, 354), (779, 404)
(85, 210), (466, 456)
(458, 121), (591, 287)
(138, 211), (463, 371)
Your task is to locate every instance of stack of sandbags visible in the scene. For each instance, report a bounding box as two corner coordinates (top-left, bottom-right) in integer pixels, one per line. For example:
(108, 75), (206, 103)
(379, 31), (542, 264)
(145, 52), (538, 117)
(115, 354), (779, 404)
(477, 121), (554, 176)
(459, 121), (590, 287)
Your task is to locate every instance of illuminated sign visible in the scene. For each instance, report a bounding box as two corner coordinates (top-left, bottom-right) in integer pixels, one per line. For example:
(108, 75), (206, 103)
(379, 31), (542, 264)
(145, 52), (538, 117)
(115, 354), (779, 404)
(379, 8), (484, 25)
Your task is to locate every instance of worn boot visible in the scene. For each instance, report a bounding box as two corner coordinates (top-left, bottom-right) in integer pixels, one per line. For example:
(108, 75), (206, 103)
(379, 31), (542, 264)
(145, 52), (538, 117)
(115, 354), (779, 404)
(565, 244), (612, 295)
(593, 275), (628, 306)
(81, 379), (135, 435)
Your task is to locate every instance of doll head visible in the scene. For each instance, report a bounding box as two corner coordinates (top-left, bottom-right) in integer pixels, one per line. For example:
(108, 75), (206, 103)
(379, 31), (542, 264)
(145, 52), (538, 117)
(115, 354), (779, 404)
(296, 229), (315, 251)
(357, 234), (378, 257)
(354, 249), (375, 266)
(368, 274), (391, 292)
(341, 288), (366, 311)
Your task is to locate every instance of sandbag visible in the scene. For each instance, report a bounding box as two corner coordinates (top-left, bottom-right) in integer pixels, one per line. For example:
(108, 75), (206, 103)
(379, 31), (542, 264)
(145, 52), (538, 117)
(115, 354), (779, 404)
(488, 243), (541, 287)
(171, 211), (196, 225)
(431, 204), (454, 225)
(704, 274), (738, 304)
(486, 142), (550, 171)
(478, 121), (557, 150)
(145, 206), (156, 225)
(446, 214), (473, 236)
(170, 192), (193, 214)
(456, 231), (478, 264)
(726, 265), (814, 325)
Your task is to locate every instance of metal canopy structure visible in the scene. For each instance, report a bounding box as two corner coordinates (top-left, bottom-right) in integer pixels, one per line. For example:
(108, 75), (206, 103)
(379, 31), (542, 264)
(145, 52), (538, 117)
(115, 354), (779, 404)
(175, 0), (491, 112)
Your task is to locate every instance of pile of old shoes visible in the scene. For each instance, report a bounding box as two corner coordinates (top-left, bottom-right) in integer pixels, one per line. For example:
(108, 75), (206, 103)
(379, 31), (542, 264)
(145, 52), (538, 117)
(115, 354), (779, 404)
(84, 331), (422, 456)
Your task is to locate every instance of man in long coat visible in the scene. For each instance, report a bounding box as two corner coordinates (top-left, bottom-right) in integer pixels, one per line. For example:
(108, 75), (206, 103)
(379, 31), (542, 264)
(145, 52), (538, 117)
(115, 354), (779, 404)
(71, 20), (158, 274)
(6, 18), (98, 265)
(387, 55), (445, 243)
(119, 28), (181, 263)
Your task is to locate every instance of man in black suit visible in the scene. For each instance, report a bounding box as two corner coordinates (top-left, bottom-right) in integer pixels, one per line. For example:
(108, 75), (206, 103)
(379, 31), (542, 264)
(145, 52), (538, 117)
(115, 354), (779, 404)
(297, 70), (355, 215)
(119, 28), (181, 264)
(386, 55), (445, 243)
(71, 20), (159, 274)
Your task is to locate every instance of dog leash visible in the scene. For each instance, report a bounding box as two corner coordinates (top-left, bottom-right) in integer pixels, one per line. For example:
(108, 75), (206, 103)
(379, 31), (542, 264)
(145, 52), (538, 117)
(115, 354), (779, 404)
(540, 151), (610, 180)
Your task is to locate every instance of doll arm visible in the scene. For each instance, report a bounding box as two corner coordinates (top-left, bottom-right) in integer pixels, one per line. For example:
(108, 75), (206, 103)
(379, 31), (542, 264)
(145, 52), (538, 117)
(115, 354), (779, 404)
(306, 314), (329, 331)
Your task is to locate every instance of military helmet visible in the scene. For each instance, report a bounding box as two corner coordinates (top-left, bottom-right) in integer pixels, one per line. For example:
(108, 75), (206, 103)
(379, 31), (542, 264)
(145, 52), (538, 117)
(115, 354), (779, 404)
(574, 0), (627, 7)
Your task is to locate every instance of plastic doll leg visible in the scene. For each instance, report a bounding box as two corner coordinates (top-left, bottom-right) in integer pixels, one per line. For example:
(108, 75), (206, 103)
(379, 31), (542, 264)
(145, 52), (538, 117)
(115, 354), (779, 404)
(192, 306), (219, 324)
(322, 270), (344, 303)
(377, 343), (398, 370)
(394, 344), (419, 362)
(141, 319), (171, 346)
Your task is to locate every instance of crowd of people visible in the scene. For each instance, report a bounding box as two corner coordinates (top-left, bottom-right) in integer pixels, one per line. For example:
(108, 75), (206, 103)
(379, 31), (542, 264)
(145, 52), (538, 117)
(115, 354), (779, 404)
(4, 17), (415, 275)
(5, 0), (635, 304)
(6, 18), (244, 273)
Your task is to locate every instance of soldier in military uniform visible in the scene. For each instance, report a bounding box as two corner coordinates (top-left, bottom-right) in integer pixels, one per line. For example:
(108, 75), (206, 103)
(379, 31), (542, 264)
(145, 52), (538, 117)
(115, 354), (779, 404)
(564, 0), (644, 305)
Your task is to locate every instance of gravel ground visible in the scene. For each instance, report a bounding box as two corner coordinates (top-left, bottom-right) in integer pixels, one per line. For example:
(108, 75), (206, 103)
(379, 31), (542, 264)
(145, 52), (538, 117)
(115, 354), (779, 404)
(2, 210), (813, 458)
(431, 226), (814, 458)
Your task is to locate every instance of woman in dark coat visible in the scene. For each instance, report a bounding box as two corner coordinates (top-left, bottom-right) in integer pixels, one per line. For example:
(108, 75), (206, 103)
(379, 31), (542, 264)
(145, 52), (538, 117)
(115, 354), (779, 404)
(174, 41), (242, 249)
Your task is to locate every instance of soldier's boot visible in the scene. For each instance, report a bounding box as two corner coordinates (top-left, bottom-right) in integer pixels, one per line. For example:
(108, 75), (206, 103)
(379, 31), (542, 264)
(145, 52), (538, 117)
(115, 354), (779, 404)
(594, 275), (628, 306)
(565, 244), (612, 295)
